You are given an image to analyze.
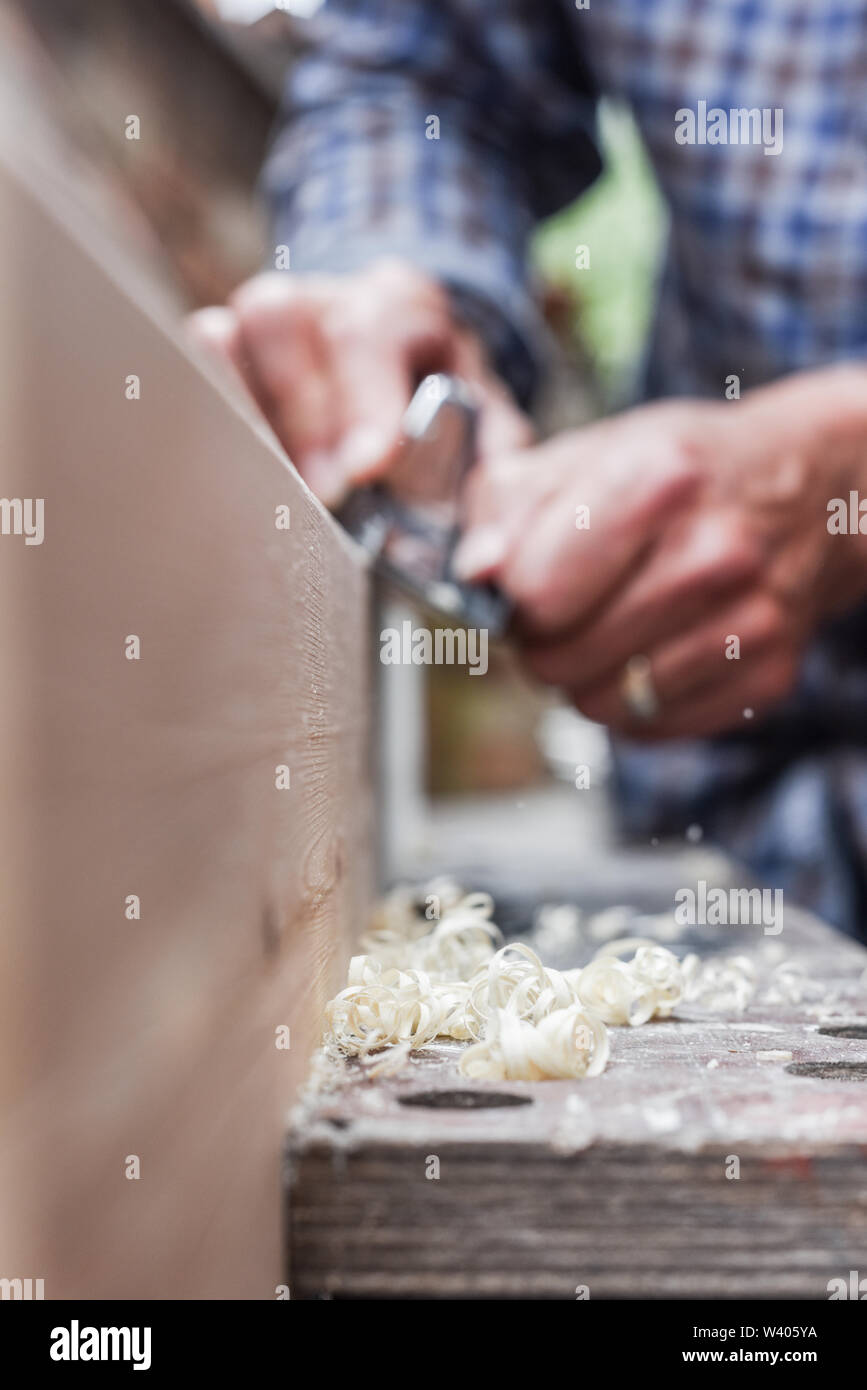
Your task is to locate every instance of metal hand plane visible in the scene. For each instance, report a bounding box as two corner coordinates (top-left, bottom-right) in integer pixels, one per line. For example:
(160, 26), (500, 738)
(337, 374), (511, 637)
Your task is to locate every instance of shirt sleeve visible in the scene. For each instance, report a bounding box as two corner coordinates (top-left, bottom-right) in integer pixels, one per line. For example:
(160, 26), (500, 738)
(260, 0), (602, 407)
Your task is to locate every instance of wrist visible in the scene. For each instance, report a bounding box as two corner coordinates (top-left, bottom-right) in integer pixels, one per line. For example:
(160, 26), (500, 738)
(746, 364), (867, 501)
(798, 364), (867, 491)
(740, 366), (867, 603)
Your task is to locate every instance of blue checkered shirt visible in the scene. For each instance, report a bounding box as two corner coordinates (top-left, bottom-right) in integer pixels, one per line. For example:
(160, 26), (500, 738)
(264, 0), (867, 938)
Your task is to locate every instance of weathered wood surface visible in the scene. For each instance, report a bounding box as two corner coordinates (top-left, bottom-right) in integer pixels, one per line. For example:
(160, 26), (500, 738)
(288, 903), (867, 1299)
(0, 64), (373, 1298)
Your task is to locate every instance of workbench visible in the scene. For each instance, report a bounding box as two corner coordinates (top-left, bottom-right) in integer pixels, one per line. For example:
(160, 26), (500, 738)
(287, 899), (867, 1299)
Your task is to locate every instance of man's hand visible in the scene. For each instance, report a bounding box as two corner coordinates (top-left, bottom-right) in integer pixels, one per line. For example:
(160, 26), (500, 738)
(187, 259), (532, 506)
(454, 367), (867, 740)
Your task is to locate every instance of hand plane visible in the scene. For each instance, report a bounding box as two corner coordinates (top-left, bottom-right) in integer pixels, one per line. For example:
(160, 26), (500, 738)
(336, 374), (511, 637)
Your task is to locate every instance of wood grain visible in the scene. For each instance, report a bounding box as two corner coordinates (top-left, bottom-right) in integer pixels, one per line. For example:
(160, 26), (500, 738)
(0, 74), (373, 1299)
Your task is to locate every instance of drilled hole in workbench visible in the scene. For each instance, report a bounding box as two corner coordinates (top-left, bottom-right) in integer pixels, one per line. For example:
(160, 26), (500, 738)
(787, 1061), (867, 1080)
(398, 1089), (533, 1110)
(817, 1024), (867, 1039)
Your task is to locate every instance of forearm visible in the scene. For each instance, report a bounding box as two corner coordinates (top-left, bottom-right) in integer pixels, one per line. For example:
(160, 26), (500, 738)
(260, 1), (601, 407)
(263, 89), (541, 402)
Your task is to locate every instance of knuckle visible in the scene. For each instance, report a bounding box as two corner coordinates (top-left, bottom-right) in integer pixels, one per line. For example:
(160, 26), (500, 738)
(642, 425), (708, 485)
(706, 516), (761, 579)
(720, 543), (762, 585)
(688, 534), (760, 597)
(370, 258), (448, 312)
(667, 431), (707, 475)
(230, 274), (303, 334)
(748, 594), (786, 648)
(320, 298), (368, 346)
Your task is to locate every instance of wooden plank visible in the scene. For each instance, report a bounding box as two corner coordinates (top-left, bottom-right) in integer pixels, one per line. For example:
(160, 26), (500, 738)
(0, 73), (373, 1299)
(287, 902), (867, 1299)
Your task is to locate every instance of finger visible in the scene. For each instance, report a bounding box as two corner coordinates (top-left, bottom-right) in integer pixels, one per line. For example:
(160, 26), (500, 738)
(457, 417), (618, 554)
(453, 450), (557, 580)
(185, 306), (250, 397)
(499, 446), (704, 633)
(573, 638), (799, 742)
(328, 262), (459, 484)
(328, 336), (421, 488)
(625, 649), (798, 740)
(332, 356), (410, 486)
(521, 510), (762, 690)
(632, 591), (788, 707)
(573, 591), (787, 718)
(230, 275), (345, 503)
(453, 417), (645, 582)
(331, 308), (533, 488)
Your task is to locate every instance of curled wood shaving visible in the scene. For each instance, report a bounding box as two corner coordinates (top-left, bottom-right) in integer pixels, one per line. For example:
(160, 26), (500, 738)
(761, 960), (812, 1006)
(359, 883), (501, 981)
(573, 956), (656, 1026)
(582, 938), (692, 1023)
(324, 957), (475, 1057)
(465, 942), (580, 1038)
(322, 884), (768, 1081)
(533, 902), (582, 955)
(682, 954), (757, 1013)
(459, 1005), (610, 1081)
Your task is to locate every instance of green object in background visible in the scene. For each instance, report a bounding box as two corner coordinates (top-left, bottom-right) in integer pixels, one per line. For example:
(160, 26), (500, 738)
(533, 100), (668, 405)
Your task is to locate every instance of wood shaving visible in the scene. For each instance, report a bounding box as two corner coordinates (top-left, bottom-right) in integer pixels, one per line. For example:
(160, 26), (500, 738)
(682, 954), (757, 1013)
(361, 1040), (413, 1078)
(358, 881), (501, 981)
(532, 902), (583, 955)
(324, 957), (475, 1057)
(465, 942), (581, 1037)
(588, 938), (693, 1020)
(760, 959), (828, 1007)
(321, 883), (775, 1082)
(459, 1005), (609, 1081)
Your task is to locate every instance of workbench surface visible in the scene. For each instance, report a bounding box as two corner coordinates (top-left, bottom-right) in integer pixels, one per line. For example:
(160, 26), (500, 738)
(287, 901), (867, 1299)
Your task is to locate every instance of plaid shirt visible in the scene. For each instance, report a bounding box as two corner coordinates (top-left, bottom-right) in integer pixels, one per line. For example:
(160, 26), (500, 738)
(264, 0), (867, 938)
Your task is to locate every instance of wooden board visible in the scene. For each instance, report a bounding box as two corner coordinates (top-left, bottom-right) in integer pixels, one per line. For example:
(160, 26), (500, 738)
(0, 65), (373, 1299)
(287, 902), (867, 1299)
